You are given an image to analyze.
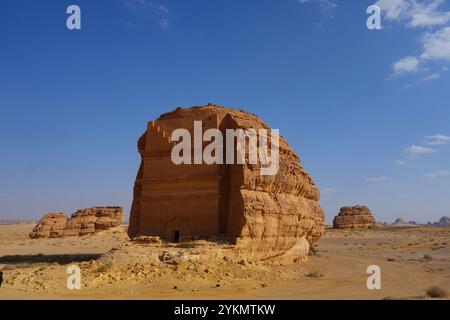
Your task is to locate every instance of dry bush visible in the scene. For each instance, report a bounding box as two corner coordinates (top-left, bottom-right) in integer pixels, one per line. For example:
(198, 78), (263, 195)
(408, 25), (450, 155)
(426, 286), (448, 298)
(305, 271), (324, 278)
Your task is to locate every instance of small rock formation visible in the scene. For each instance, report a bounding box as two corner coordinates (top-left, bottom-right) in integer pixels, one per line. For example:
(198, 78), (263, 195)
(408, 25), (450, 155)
(128, 104), (325, 261)
(95, 207), (125, 230)
(132, 236), (162, 245)
(30, 207), (124, 239)
(0, 219), (37, 225)
(63, 207), (124, 237)
(29, 213), (68, 239)
(392, 218), (408, 225)
(333, 205), (377, 229)
(434, 216), (450, 227)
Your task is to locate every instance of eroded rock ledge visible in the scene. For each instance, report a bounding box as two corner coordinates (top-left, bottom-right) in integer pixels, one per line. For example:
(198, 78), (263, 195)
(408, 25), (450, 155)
(30, 207), (124, 239)
(333, 205), (378, 229)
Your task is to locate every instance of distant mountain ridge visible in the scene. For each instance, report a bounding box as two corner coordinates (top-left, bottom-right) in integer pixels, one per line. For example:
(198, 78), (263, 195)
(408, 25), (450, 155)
(0, 219), (37, 225)
(388, 216), (450, 227)
(427, 216), (450, 227)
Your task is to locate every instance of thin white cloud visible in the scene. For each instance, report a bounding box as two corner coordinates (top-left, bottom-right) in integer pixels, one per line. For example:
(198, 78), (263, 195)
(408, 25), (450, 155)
(125, 0), (169, 14)
(404, 144), (437, 156)
(376, 0), (411, 21)
(421, 27), (450, 61)
(298, 0), (337, 17)
(376, 0), (450, 79)
(367, 176), (389, 182)
(322, 187), (336, 194)
(422, 72), (442, 81)
(392, 56), (420, 75)
(159, 18), (169, 29)
(424, 170), (450, 178)
(124, 0), (170, 29)
(396, 134), (448, 163)
(431, 65), (450, 80)
(409, 0), (450, 28)
(377, 0), (450, 28)
(425, 134), (450, 145)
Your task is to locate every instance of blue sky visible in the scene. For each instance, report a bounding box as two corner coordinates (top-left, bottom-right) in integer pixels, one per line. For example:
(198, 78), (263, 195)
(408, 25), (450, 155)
(0, 0), (449, 224)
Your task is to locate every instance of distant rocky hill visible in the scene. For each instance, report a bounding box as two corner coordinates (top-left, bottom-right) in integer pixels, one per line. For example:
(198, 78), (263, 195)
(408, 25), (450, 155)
(392, 218), (408, 225)
(389, 216), (450, 227)
(0, 219), (37, 225)
(333, 205), (378, 229)
(437, 216), (450, 226)
(29, 207), (124, 239)
(427, 216), (450, 227)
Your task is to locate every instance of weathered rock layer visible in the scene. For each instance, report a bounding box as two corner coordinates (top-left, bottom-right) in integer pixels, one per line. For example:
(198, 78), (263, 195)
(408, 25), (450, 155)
(63, 207), (124, 237)
(29, 212), (68, 239)
(30, 207), (124, 239)
(128, 104), (325, 260)
(333, 205), (377, 229)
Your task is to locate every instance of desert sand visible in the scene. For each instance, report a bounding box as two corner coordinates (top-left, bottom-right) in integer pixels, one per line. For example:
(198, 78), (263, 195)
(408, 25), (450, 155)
(0, 224), (449, 300)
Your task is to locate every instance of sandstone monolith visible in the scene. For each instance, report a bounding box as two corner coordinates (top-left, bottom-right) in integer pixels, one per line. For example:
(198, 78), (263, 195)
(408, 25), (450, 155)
(128, 104), (325, 260)
(333, 205), (377, 229)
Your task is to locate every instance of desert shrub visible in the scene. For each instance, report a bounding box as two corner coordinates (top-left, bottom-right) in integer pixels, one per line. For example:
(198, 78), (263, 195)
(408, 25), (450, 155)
(96, 261), (113, 273)
(426, 286), (448, 298)
(423, 254), (433, 260)
(305, 271), (324, 278)
(382, 296), (395, 300)
(308, 246), (318, 256)
(387, 257), (396, 262)
(382, 296), (410, 300)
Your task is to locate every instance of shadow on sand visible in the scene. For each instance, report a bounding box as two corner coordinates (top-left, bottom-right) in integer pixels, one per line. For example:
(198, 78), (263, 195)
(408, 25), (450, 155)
(0, 253), (102, 265)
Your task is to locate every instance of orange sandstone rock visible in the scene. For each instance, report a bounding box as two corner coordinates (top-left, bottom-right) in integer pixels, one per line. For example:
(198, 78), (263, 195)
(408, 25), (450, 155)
(29, 212), (68, 239)
(333, 205), (378, 229)
(63, 207), (124, 237)
(128, 105), (325, 260)
(30, 207), (124, 239)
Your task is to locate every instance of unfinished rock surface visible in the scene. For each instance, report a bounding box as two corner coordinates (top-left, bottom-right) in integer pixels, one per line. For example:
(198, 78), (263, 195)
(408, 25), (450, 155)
(30, 207), (124, 239)
(128, 104), (325, 260)
(333, 205), (377, 229)
(63, 207), (124, 237)
(29, 212), (68, 239)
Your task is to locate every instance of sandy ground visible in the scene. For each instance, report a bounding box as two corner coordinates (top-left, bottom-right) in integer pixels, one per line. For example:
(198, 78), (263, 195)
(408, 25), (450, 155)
(0, 224), (449, 300)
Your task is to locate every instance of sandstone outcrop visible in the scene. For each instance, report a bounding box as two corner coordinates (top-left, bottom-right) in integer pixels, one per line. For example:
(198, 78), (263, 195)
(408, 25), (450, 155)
(427, 216), (450, 227)
(437, 216), (450, 226)
(128, 104), (325, 260)
(29, 212), (68, 239)
(392, 218), (408, 225)
(63, 207), (124, 237)
(30, 207), (124, 239)
(333, 205), (377, 229)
